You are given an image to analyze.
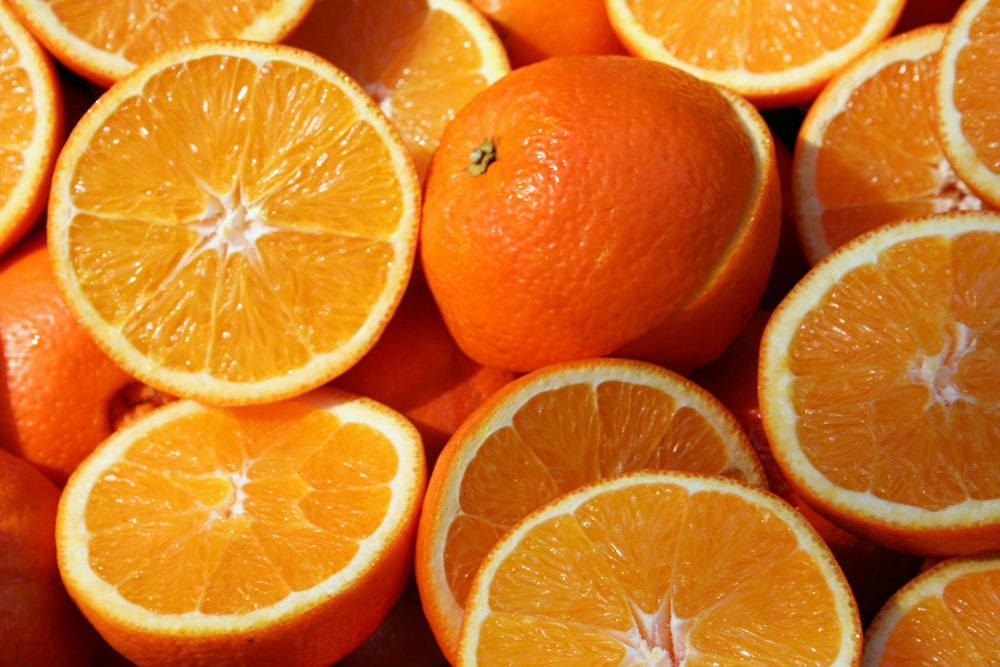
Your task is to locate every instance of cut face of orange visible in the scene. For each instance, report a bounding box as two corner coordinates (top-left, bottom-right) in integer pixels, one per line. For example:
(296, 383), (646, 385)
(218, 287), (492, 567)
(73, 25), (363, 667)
(5, 0), (315, 87)
(0, 1), (62, 259)
(56, 385), (426, 667)
(862, 554), (1000, 665)
(794, 25), (986, 265)
(759, 211), (1000, 557)
(414, 357), (766, 662)
(936, 0), (1000, 209)
(605, 0), (907, 108)
(458, 470), (862, 666)
(47, 40), (421, 407)
(284, 0), (509, 180)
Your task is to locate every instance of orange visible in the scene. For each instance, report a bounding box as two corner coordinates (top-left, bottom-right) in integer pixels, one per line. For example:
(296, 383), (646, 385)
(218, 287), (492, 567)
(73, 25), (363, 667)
(759, 210), (1000, 557)
(415, 357), (767, 662)
(56, 385), (426, 667)
(284, 0), (509, 180)
(458, 470), (862, 666)
(466, 0), (626, 68)
(794, 24), (987, 266)
(332, 271), (518, 466)
(420, 55), (781, 374)
(0, 0), (62, 258)
(5, 0), (314, 87)
(0, 448), (98, 666)
(862, 553), (1000, 665)
(936, 0), (1000, 209)
(606, 0), (907, 108)
(47, 40), (421, 407)
(0, 229), (147, 486)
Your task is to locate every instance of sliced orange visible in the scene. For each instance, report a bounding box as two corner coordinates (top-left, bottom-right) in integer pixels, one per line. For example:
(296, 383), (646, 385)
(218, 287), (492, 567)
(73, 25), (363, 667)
(605, 0), (907, 108)
(759, 210), (1000, 557)
(794, 24), (987, 265)
(56, 385), (426, 667)
(862, 554), (1000, 665)
(458, 470), (862, 666)
(5, 0), (314, 87)
(415, 357), (767, 662)
(47, 40), (421, 407)
(0, 0), (62, 259)
(284, 0), (509, 180)
(936, 0), (1000, 208)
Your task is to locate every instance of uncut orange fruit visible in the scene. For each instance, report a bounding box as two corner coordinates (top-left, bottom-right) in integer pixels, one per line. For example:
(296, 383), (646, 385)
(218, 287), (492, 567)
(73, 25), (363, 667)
(4, 0), (314, 87)
(458, 470), (862, 666)
(861, 553), (1000, 665)
(936, 0), (1000, 209)
(466, 0), (626, 68)
(606, 0), (907, 108)
(759, 210), (1000, 557)
(794, 24), (987, 266)
(284, 0), (510, 180)
(420, 55), (781, 374)
(0, 0), (62, 259)
(415, 357), (767, 662)
(47, 40), (421, 407)
(0, 448), (100, 667)
(56, 385), (426, 667)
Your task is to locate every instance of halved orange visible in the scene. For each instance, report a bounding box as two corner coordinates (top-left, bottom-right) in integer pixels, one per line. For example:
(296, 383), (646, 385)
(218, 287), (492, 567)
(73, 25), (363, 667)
(936, 0), (1000, 208)
(56, 385), (426, 667)
(605, 0), (907, 108)
(415, 357), (766, 662)
(47, 40), (421, 407)
(862, 554), (1000, 665)
(284, 0), (510, 180)
(759, 210), (1000, 557)
(458, 470), (862, 666)
(0, 0), (62, 259)
(794, 24), (987, 265)
(5, 0), (315, 87)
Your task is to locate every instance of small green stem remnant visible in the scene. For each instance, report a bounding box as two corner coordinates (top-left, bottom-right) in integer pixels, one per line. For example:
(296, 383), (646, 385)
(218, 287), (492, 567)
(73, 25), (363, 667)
(466, 138), (496, 175)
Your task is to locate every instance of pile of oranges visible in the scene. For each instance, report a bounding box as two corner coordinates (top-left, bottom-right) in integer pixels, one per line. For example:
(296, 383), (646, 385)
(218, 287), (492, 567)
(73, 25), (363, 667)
(1, 0), (999, 665)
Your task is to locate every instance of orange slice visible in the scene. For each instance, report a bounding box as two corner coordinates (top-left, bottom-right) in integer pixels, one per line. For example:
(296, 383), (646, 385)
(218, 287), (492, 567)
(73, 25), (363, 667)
(0, 1), (62, 258)
(414, 357), (766, 662)
(794, 25), (988, 265)
(5, 0), (314, 87)
(56, 385), (426, 667)
(759, 210), (1000, 557)
(458, 470), (862, 666)
(936, 0), (1000, 208)
(47, 40), (421, 407)
(862, 554), (1000, 665)
(284, 0), (509, 180)
(605, 0), (907, 108)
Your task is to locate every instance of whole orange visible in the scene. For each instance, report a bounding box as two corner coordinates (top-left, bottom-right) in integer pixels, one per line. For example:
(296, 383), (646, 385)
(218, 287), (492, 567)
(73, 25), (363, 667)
(0, 230), (140, 486)
(420, 55), (781, 374)
(0, 448), (98, 666)
(467, 0), (626, 68)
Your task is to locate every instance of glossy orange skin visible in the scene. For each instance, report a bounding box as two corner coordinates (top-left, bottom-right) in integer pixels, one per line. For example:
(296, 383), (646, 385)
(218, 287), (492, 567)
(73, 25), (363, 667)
(0, 230), (136, 486)
(421, 55), (781, 374)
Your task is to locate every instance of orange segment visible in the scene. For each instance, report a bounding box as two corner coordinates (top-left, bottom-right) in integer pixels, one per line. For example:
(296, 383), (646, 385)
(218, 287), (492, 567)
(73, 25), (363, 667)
(56, 385), (426, 666)
(605, 0), (907, 108)
(415, 357), (766, 662)
(47, 40), (421, 407)
(936, 0), (1000, 208)
(0, 1), (62, 259)
(862, 554), (1000, 665)
(794, 25), (988, 265)
(458, 470), (862, 666)
(5, 0), (315, 87)
(759, 211), (1000, 557)
(284, 0), (509, 180)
